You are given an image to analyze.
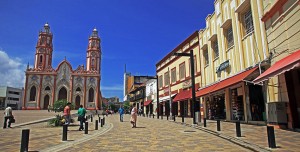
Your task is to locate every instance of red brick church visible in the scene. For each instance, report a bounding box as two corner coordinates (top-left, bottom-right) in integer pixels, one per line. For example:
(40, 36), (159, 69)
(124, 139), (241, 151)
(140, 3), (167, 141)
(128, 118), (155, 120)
(23, 23), (102, 110)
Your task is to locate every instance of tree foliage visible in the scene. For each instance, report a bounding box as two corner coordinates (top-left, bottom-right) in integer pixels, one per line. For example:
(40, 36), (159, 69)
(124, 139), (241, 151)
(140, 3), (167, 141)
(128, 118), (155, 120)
(53, 99), (74, 112)
(123, 100), (130, 111)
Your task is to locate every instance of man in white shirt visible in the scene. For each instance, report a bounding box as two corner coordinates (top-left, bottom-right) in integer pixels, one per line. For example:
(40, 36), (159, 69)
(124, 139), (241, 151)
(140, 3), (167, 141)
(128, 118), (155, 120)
(3, 106), (13, 129)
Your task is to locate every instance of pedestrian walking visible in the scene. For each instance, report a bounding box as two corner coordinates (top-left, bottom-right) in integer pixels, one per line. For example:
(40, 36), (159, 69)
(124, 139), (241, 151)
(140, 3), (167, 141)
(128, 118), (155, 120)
(3, 106), (13, 129)
(118, 106), (124, 122)
(63, 102), (72, 125)
(77, 105), (86, 131)
(130, 103), (137, 128)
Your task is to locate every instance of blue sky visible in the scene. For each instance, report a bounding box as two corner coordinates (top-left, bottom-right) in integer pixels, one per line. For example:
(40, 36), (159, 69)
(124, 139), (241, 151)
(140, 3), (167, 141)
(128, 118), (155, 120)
(0, 0), (214, 101)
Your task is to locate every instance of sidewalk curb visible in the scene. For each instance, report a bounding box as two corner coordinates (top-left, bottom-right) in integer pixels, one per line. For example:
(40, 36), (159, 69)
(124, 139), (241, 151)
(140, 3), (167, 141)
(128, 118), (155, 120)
(40, 122), (113, 152)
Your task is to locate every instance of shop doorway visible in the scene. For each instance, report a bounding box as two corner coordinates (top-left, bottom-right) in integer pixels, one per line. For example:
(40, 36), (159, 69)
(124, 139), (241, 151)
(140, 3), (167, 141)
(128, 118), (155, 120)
(249, 85), (265, 121)
(207, 94), (226, 120)
(231, 89), (244, 121)
(75, 96), (80, 110)
(180, 100), (188, 117)
(285, 69), (300, 128)
(43, 95), (50, 110)
(150, 104), (153, 114)
(172, 102), (178, 116)
(165, 101), (170, 116)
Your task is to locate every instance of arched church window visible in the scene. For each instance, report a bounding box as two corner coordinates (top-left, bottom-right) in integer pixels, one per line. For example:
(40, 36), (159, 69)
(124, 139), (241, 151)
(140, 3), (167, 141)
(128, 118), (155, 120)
(45, 86), (50, 90)
(40, 55), (43, 63)
(29, 86), (36, 101)
(88, 88), (94, 102)
(91, 59), (95, 66)
(76, 87), (81, 92)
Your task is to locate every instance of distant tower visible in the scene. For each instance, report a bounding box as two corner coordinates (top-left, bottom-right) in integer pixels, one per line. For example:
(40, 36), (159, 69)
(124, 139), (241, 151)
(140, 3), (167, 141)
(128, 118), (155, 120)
(34, 23), (53, 69)
(86, 28), (101, 72)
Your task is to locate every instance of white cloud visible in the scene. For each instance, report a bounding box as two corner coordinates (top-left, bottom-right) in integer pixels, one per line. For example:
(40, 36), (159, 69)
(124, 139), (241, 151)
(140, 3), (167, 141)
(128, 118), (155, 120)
(0, 50), (26, 88)
(101, 85), (123, 91)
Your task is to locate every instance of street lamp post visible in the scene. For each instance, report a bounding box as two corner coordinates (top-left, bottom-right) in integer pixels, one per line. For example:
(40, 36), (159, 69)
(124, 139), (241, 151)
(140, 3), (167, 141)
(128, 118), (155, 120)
(173, 50), (198, 124)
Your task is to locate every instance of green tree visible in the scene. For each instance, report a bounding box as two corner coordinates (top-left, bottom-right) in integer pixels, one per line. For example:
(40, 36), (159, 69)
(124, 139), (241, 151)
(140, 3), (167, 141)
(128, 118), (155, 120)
(53, 99), (74, 112)
(123, 100), (130, 111)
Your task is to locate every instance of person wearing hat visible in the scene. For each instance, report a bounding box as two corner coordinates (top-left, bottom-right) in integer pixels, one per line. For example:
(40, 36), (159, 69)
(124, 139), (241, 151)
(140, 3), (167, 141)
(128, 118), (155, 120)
(63, 102), (72, 125)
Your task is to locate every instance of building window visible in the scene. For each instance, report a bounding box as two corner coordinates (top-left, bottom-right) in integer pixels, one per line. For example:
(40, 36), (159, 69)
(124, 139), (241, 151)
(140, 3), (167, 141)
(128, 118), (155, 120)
(179, 63), (185, 80)
(45, 86), (50, 91)
(8, 97), (19, 101)
(88, 88), (94, 102)
(227, 27), (234, 48)
(40, 55), (43, 63)
(171, 68), (176, 83)
(29, 86), (36, 101)
(213, 41), (219, 59)
(164, 72), (169, 86)
(159, 75), (163, 88)
(8, 91), (20, 95)
(76, 87), (81, 92)
(203, 49), (209, 66)
(244, 9), (254, 35)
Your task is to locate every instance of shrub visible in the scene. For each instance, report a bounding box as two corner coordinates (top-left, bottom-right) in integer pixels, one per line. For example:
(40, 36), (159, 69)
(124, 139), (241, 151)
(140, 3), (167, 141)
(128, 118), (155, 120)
(53, 99), (74, 112)
(48, 114), (64, 127)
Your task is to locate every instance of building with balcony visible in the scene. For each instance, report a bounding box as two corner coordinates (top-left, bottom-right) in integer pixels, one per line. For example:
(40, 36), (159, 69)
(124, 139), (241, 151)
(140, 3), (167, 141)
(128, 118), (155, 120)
(196, 0), (269, 123)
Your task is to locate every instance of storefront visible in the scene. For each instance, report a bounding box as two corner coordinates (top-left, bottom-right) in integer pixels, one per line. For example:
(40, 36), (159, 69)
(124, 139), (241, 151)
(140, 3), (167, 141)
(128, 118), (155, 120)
(254, 50), (300, 129)
(198, 67), (261, 122)
(159, 94), (176, 116)
(173, 89), (192, 117)
(206, 93), (226, 120)
(144, 100), (153, 115)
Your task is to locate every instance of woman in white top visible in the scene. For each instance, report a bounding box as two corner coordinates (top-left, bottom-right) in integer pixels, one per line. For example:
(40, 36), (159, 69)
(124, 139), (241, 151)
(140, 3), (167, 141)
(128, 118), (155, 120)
(130, 103), (137, 128)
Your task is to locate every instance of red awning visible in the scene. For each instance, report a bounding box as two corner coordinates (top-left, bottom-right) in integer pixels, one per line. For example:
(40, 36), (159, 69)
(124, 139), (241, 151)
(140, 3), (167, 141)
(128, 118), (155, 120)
(173, 89), (192, 102)
(196, 67), (258, 97)
(254, 49), (300, 83)
(144, 100), (152, 106)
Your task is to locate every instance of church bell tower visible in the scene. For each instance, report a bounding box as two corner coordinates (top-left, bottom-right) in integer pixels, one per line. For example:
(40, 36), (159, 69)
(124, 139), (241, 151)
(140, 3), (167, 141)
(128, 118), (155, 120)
(34, 23), (53, 70)
(86, 28), (101, 72)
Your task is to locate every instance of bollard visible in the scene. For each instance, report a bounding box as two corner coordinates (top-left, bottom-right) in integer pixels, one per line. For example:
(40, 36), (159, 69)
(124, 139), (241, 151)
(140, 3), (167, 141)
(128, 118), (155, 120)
(103, 117), (105, 125)
(85, 122), (88, 134)
(203, 118), (206, 127)
(174, 115), (176, 122)
(153, 114), (154, 118)
(161, 115), (163, 120)
(20, 129), (30, 152)
(101, 119), (103, 127)
(85, 116), (88, 121)
(236, 121), (241, 137)
(217, 120), (221, 131)
(167, 115), (169, 120)
(62, 125), (67, 141)
(182, 115), (184, 123)
(95, 120), (98, 130)
(98, 116), (100, 123)
(267, 126), (276, 148)
(91, 115), (93, 122)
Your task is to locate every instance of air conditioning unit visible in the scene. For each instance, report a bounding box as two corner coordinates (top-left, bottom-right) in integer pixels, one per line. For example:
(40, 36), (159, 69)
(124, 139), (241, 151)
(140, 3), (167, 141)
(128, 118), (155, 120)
(267, 102), (287, 125)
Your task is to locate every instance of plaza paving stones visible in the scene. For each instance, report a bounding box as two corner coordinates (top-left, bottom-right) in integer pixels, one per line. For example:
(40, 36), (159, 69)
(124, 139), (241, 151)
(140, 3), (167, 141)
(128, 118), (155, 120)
(1, 111), (300, 152)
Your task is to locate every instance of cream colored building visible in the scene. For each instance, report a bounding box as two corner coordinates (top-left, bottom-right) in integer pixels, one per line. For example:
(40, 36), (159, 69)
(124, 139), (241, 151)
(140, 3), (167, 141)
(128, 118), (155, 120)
(253, 0), (300, 129)
(197, 0), (269, 123)
(156, 31), (201, 117)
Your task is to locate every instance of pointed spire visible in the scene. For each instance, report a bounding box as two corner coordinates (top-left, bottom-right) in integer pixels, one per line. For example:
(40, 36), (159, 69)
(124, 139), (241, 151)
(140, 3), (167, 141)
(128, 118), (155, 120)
(27, 62), (29, 70)
(91, 27), (98, 38)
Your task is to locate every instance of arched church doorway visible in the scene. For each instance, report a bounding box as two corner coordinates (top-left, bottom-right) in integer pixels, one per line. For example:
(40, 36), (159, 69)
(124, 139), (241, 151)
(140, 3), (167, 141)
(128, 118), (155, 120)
(58, 87), (67, 100)
(75, 95), (80, 109)
(43, 95), (50, 109)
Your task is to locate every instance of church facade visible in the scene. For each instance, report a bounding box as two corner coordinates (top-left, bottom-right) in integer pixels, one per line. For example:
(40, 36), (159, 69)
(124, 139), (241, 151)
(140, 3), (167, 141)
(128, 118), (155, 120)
(23, 23), (102, 110)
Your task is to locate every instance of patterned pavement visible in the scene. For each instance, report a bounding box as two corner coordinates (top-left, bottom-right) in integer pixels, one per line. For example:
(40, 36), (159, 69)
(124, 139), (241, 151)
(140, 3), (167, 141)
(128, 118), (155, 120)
(1, 112), (300, 152)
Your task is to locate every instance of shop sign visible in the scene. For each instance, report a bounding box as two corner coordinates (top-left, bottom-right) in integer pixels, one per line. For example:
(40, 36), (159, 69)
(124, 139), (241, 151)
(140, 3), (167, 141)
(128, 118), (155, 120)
(182, 79), (191, 89)
(216, 60), (229, 73)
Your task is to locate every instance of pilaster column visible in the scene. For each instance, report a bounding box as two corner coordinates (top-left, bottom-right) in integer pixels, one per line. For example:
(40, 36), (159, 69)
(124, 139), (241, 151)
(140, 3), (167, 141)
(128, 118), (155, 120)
(83, 76), (87, 108)
(52, 75), (56, 105)
(95, 77), (100, 110)
(70, 76), (73, 103)
(37, 75), (43, 110)
(22, 74), (29, 110)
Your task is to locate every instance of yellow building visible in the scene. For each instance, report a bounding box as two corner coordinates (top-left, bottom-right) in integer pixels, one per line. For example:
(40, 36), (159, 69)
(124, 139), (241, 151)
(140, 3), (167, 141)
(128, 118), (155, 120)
(197, 0), (269, 123)
(156, 31), (201, 117)
(253, 0), (300, 129)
